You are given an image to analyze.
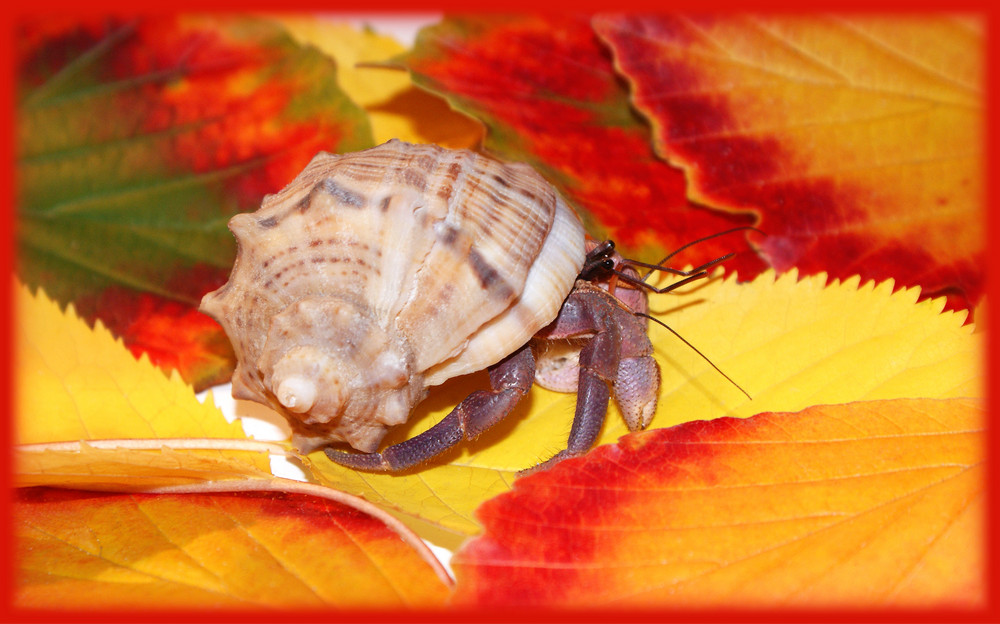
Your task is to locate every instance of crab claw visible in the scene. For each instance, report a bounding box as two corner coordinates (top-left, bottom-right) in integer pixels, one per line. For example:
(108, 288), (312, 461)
(613, 356), (660, 431)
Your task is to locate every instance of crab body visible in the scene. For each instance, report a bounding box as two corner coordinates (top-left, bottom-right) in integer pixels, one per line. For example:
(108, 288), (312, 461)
(200, 140), (661, 471)
(534, 240), (655, 427)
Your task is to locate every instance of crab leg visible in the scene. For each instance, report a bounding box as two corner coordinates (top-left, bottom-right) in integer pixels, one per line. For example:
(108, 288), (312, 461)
(526, 291), (623, 473)
(325, 345), (536, 472)
(564, 321), (621, 453)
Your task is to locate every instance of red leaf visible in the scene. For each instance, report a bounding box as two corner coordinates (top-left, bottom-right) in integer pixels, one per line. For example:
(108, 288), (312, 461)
(405, 15), (766, 275)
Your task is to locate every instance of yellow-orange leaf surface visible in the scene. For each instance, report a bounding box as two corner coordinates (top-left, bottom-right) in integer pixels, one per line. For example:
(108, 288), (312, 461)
(595, 14), (984, 310)
(276, 16), (482, 149)
(17, 281), (246, 443)
(15, 281), (272, 485)
(307, 270), (980, 548)
(15, 485), (451, 608)
(452, 398), (985, 607)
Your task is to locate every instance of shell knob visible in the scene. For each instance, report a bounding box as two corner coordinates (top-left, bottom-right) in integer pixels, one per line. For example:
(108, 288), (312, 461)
(255, 297), (422, 452)
(277, 377), (316, 413)
(269, 345), (344, 415)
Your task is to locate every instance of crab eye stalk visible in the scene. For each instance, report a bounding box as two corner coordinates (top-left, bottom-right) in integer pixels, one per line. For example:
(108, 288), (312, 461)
(580, 239), (620, 280)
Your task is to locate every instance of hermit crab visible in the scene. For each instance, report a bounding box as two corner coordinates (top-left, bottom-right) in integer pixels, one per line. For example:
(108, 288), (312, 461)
(200, 139), (742, 472)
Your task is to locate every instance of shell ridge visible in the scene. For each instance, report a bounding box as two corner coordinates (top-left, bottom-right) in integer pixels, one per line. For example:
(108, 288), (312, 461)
(388, 146), (533, 371)
(423, 196), (585, 385)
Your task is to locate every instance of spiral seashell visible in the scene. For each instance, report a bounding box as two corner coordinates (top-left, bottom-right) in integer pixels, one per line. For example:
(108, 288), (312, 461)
(200, 140), (586, 453)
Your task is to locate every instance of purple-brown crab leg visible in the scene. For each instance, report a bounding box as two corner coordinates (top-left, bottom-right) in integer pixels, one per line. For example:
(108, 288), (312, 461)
(526, 290), (622, 473)
(325, 344), (536, 472)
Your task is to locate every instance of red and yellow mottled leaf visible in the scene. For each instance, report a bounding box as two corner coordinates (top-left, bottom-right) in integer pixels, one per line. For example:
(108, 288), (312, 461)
(306, 269), (980, 550)
(15, 482), (452, 609)
(452, 398), (985, 608)
(16, 15), (373, 388)
(404, 14), (764, 274)
(595, 14), (984, 310)
(80, 274), (237, 390)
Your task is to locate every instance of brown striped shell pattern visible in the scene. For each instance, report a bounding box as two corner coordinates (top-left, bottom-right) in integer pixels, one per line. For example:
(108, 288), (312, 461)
(200, 140), (587, 456)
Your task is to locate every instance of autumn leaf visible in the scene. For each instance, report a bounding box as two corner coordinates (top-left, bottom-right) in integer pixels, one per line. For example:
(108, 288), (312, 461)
(276, 16), (483, 148)
(15, 281), (246, 443)
(15, 15), (373, 389)
(15, 280), (274, 487)
(451, 398), (985, 607)
(403, 14), (765, 275)
(14, 280), (452, 608)
(306, 269), (980, 548)
(17, 442), (283, 491)
(15, 482), (452, 609)
(80, 272), (239, 390)
(11, 16), (989, 614)
(594, 14), (984, 311)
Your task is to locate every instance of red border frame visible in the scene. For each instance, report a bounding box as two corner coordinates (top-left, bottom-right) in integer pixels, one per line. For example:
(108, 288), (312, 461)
(1, 4), (996, 623)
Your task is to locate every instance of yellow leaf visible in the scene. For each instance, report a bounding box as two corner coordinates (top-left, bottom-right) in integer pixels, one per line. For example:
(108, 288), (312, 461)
(276, 17), (483, 148)
(15, 281), (272, 483)
(15, 480), (452, 608)
(308, 270), (982, 548)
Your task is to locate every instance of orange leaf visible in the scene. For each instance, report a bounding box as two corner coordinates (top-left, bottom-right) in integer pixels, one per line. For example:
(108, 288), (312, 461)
(595, 15), (984, 311)
(452, 398), (985, 608)
(15, 481), (452, 609)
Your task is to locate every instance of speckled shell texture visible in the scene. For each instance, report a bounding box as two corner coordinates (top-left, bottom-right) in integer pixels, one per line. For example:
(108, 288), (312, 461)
(201, 140), (586, 454)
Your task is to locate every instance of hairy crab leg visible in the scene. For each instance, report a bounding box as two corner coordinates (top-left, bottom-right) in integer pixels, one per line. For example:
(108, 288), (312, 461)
(524, 289), (623, 474)
(325, 345), (536, 472)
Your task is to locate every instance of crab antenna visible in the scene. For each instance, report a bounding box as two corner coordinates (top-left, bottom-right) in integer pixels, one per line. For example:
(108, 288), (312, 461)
(638, 226), (763, 281)
(626, 252), (736, 280)
(637, 312), (752, 400)
(609, 267), (711, 294)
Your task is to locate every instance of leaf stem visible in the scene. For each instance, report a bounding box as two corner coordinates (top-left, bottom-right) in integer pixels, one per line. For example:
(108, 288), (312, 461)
(16, 438), (293, 455)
